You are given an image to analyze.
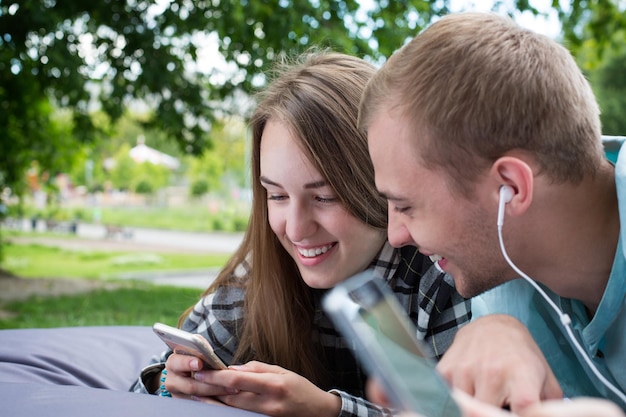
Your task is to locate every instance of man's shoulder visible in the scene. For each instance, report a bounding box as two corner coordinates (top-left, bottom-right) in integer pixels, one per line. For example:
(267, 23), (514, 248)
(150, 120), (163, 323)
(602, 135), (626, 164)
(471, 279), (536, 320)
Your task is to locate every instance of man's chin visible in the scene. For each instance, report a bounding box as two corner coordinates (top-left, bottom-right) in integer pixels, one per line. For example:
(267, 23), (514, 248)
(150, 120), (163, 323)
(458, 279), (508, 299)
(442, 266), (501, 298)
(453, 278), (488, 299)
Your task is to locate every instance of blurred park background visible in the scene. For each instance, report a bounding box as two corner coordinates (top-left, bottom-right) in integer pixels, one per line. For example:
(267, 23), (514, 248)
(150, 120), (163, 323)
(1, 0), (625, 329)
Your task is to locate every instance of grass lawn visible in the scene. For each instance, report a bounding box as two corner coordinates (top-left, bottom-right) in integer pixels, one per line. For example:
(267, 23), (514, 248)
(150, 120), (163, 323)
(2, 240), (230, 280)
(0, 236), (228, 329)
(0, 284), (202, 329)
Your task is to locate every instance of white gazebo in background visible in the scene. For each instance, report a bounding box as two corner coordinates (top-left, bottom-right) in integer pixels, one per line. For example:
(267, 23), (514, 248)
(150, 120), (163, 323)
(129, 135), (180, 170)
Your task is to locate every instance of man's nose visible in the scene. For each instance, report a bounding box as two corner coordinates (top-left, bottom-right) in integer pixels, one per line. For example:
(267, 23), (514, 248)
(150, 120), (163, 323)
(387, 209), (414, 248)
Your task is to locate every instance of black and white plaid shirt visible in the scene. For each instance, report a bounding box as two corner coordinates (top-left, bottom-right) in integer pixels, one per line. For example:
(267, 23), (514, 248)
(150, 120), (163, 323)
(131, 242), (471, 416)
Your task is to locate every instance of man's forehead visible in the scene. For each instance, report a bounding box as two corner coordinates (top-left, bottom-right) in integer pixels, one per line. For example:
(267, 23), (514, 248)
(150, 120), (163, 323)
(369, 134), (425, 201)
(368, 114), (425, 166)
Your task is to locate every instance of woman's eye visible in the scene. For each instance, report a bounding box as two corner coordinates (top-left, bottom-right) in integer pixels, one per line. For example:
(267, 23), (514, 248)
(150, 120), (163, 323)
(316, 196), (338, 204)
(268, 194), (287, 201)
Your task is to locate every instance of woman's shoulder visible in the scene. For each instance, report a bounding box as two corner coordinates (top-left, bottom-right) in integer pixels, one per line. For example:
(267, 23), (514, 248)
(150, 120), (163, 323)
(182, 279), (247, 336)
(201, 280), (247, 310)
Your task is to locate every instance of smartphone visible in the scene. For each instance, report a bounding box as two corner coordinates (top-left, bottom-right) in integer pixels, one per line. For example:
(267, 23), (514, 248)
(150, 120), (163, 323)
(152, 322), (228, 370)
(323, 271), (461, 417)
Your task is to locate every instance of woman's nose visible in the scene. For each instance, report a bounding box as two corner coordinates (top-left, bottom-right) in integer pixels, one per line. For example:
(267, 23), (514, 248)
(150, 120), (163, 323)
(285, 202), (317, 242)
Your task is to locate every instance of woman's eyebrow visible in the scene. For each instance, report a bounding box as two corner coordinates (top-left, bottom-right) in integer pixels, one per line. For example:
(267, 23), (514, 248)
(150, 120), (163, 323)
(303, 180), (328, 190)
(260, 176), (280, 187)
(260, 177), (328, 190)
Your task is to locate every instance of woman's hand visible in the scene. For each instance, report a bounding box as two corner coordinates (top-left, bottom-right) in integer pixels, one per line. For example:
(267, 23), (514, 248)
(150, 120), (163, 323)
(163, 353), (234, 405)
(193, 361), (342, 417)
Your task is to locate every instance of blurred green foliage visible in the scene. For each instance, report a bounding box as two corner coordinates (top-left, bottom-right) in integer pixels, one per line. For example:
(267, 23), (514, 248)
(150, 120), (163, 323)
(1, 0), (625, 227)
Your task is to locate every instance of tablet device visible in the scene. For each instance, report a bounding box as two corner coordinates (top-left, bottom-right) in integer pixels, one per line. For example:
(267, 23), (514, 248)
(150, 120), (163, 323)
(323, 271), (461, 417)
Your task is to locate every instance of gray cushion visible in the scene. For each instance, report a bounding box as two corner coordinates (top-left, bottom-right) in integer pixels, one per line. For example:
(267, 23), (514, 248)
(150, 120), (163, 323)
(0, 326), (162, 390)
(0, 326), (266, 416)
(1, 381), (264, 416)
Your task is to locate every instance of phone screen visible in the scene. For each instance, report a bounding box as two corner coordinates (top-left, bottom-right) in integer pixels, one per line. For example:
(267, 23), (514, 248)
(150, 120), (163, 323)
(359, 302), (459, 416)
(324, 272), (461, 417)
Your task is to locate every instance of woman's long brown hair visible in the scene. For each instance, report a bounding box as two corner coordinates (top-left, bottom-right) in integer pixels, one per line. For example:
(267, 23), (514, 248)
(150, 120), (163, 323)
(179, 50), (387, 386)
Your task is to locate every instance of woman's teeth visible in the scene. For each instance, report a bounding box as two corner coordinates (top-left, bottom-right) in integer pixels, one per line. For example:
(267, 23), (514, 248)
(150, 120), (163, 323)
(298, 244), (333, 258)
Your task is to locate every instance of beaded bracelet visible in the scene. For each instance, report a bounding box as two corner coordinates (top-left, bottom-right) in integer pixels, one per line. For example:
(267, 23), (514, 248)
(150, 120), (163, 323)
(157, 368), (172, 397)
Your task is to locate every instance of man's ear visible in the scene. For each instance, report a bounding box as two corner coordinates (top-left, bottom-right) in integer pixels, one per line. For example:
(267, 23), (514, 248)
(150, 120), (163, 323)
(490, 156), (534, 216)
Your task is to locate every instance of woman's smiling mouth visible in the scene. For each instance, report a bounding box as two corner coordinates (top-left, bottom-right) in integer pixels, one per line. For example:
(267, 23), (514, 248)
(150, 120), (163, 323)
(297, 243), (335, 258)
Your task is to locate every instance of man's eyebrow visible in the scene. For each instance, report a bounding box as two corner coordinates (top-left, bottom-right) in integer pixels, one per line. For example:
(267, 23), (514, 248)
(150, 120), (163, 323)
(260, 176), (328, 190)
(378, 190), (406, 202)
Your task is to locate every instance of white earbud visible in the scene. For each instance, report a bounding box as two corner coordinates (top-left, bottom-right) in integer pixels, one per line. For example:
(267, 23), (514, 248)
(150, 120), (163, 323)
(497, 185), (514, 227)
(500, 185), (514, 204)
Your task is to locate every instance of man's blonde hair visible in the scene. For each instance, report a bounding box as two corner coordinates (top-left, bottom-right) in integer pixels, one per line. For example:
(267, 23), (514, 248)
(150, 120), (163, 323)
(359, 12), (604, 194)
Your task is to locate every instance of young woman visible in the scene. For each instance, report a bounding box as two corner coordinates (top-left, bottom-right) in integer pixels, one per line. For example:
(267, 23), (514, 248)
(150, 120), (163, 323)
(131, 51), (471, 417)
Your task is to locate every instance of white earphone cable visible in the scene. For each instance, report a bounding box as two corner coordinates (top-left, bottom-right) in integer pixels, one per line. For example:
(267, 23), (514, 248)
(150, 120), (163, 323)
(497, 195), (626, 404)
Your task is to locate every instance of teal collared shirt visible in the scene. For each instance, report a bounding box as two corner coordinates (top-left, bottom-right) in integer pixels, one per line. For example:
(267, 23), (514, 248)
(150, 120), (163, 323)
(472, 143), (626, 409)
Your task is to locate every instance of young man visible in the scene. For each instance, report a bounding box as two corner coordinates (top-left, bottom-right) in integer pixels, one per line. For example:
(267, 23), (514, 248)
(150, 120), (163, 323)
(359, 11), (626, 414)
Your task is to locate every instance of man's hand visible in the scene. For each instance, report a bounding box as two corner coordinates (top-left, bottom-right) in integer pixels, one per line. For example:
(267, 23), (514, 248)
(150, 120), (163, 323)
(519, 398), (625, 417)
(437, 314), (563, 412)
(372, 388), (625, 417)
